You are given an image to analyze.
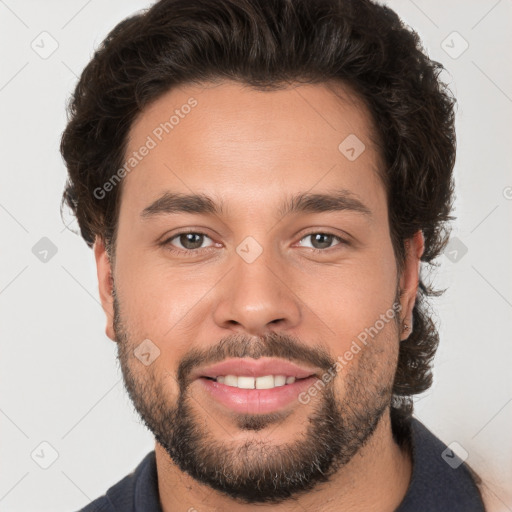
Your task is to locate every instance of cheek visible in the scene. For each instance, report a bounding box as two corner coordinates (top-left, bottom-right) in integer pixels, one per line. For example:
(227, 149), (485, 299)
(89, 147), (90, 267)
(114, 252), (217, 350)
(306, 245), (399, 355)
(114, 222), (398, 353)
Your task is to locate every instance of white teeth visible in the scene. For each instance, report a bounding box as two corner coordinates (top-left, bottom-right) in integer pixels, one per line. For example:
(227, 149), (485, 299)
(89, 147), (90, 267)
(214, 374), (298, 389)
(274, 375), (287, 387)
(224, 375), (238, 387)
(255, 375), (274, 389)
(237, 376), (256, 389)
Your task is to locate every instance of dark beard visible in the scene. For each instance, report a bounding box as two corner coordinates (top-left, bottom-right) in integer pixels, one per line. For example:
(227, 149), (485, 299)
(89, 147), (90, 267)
(114, 295), (398, 505)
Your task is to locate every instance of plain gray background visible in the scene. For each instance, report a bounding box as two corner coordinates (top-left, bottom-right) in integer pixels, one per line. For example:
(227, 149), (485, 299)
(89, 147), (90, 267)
(1, 0), (511, 510)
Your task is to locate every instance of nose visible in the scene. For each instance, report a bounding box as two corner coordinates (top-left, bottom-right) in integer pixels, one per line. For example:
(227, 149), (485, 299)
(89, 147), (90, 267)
(212, 247), (302, 336)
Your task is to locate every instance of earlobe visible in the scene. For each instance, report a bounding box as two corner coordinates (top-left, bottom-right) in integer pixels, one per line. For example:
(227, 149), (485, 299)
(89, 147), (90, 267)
(399, 230), (425, 340)
(93, 236), (116, 342)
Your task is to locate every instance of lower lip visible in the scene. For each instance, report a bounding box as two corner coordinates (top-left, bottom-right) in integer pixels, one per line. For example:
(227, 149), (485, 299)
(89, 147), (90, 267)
(197, 376), (318, 414)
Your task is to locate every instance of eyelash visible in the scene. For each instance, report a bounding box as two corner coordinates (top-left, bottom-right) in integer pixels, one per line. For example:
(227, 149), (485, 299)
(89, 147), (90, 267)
(160, 231), (349, 257)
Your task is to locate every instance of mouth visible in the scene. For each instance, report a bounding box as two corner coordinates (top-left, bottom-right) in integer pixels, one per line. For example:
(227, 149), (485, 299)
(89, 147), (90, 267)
(201, 374), (310, 389)
(192, 358), (320, 414)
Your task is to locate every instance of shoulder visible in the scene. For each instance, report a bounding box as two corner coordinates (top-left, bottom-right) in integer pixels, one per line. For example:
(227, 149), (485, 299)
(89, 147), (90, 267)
(396, 417), (486, 512)
(477, 476), (511, 512)
(78, 496), (115, 512)
(75, 452), (158, 512)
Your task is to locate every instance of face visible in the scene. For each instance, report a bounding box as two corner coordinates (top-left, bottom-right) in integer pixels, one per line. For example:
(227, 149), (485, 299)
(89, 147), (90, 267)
(95, 80), (421, 504)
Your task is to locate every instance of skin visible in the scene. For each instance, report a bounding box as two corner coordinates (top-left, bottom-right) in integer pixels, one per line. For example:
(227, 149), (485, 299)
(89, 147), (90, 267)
(94, 80), (424, 511)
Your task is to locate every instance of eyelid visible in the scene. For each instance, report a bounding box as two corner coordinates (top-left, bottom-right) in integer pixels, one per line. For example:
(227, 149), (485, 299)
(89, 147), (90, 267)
(295, 231), (348, 250)
(161, 230), (217, 253)
(161, 228), (350, 255)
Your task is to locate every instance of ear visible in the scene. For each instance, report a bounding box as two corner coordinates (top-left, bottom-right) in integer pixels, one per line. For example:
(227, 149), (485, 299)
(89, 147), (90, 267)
(93, 236), (116, 341)
(398, 230), (425, 339)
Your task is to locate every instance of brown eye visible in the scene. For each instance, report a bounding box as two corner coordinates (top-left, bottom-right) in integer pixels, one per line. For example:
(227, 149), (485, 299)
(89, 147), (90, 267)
(176, 233), (206, 250)
(163, 232), (215, 255)
(298, 232), (345, 251)
(310, 233), (336, 249)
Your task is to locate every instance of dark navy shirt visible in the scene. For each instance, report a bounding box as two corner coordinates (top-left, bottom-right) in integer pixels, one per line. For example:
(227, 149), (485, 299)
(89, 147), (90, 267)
(78, 418), (485, 511)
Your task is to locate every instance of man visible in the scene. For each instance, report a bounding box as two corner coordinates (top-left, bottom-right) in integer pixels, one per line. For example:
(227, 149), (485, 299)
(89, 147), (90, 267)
(60, 0), (487, 510)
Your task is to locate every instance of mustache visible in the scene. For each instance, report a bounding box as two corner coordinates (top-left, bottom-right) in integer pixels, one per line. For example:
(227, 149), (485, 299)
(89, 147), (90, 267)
(177, 331), (335, 389)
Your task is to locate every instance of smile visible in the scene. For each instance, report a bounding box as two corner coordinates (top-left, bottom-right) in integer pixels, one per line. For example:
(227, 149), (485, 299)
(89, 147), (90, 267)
(203, 374), (301, 389)
(191, 357), (320, 414)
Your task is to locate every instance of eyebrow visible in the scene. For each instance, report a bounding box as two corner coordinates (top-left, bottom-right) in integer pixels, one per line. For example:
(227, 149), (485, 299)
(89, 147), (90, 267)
(140, 189), (372, 220)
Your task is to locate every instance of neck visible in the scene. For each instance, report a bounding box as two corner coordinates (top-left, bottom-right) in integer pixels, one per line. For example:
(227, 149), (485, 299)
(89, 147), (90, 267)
(156, 408), (412, 512)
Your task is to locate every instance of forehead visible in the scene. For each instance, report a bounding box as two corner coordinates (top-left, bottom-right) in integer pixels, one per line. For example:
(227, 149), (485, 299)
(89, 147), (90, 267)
(120, 80), (386, 220)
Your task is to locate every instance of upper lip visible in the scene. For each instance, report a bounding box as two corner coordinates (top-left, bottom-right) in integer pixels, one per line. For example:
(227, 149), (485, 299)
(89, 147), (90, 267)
(192, 357), (319, 380)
